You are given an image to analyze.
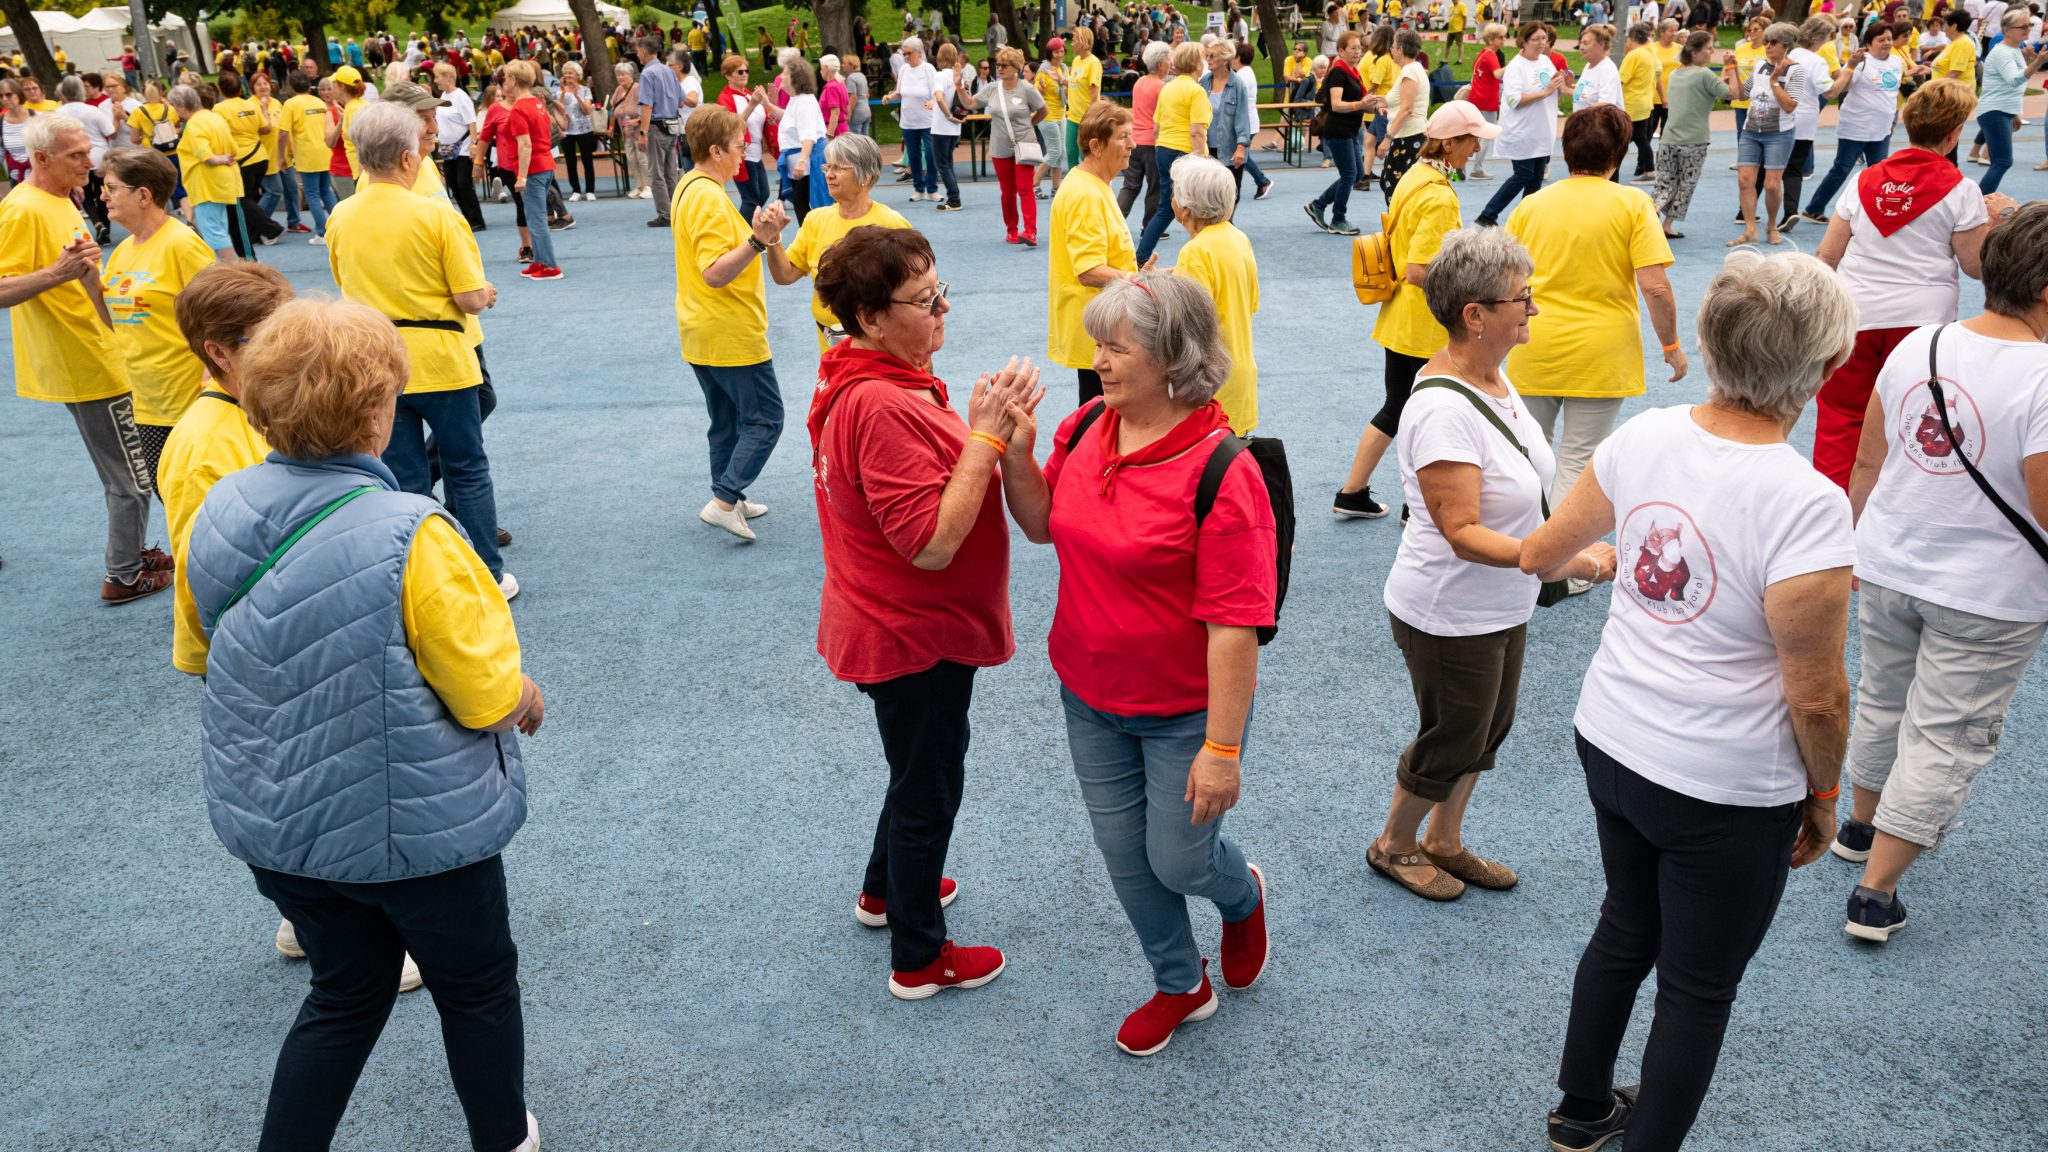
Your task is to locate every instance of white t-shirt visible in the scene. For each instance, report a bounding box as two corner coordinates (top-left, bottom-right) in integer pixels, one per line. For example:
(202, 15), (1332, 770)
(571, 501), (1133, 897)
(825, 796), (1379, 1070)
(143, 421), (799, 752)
(1383, 376), (1557, 636)
(781, 92), (827, 149)
(897, 61), (941, 130)
(1573, 56), (1624, 110)
(1574, 405), (1856, 807)
(930, 69), (962, 137)
(743, 96), (767, 162)
(436, 88), (478, 149)
(56, 101), (116, 164)
(679, 71), (704, 126)
(1857, 324), (2048, 622)
(1834, 52), (1904, 142)
(1787, 47), (1825, 140)
(1496, 53), (1561, 161)
(1833, 171), (1987, 330)
(107, 95), (142, 146)
(1974, 0), (2009, 39)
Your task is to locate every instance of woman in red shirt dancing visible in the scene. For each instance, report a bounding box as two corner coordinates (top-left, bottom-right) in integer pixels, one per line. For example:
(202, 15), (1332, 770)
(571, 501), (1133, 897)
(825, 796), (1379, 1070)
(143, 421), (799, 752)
(999, 272), (1277, 1058)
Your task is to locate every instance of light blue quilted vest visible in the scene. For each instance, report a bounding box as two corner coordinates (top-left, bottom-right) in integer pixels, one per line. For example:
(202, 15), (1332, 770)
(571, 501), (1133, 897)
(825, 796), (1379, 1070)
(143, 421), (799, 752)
(186, 453), (525, 883)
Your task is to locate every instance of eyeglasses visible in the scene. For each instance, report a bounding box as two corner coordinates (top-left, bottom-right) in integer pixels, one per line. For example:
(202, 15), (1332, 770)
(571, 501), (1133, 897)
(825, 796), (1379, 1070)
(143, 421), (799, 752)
(891, 280), (950, 316)
(102, 180), (134, 194)
(1478, 289), (1536, 312)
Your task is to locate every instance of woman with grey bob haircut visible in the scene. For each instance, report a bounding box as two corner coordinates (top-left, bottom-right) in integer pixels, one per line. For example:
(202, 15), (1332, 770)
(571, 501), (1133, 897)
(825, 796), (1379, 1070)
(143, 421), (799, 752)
(1170, 153), (1262, 433)
(1522, 248), (1857, 1152)
(350, 101), (426, 174)
(1369, 226), (1612, 905)
(771, 131), (912, 350)
(996, 268), (1277, 1058)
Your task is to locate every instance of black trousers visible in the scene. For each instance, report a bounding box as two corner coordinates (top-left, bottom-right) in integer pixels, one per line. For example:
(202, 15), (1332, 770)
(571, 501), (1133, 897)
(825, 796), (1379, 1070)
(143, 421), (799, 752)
(443, 154), (487, 229)
(1078, 367), (1103, 406)
(238, 161), (285, 242)
(1117, 141), (1160, 221)
(1557, 732), (1800, 1152)
(1779, 139), (1814, 225)
(1370, 348), (1428, 439)
(251, 854), (527, 1152)
(559, 133), (598, 194)
(858, 660), (977, 972)
(1631, 115), (1656, 177)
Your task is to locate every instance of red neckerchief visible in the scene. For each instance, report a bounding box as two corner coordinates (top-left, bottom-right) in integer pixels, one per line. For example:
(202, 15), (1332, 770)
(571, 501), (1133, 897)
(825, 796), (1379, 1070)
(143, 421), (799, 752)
(1331, 57), (1362, 87)
(1092, 400), (1230, 499)
(1857, 147), (1964, 237)
(808, 342), (947, 458)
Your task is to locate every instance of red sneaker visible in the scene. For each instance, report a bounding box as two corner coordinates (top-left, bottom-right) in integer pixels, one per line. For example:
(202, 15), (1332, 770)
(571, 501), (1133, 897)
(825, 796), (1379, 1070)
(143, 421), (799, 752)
(139, 546), (175, 572)
(518, 262), (543, 279)
(1005, 230), (1020, 244)
(101, 568), (174, 605)
(1221, 862), (1268, 990)
(1116, 961), (1220, 1056)
(887, 940), (1005, 1001)
(855, 876), (958, 928)
(286, 223), (313, 234)
(527, 265), (564, 281)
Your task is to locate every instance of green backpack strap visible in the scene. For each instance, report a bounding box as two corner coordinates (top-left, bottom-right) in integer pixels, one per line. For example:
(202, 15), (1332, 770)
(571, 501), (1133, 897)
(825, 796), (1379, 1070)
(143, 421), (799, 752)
(217, 486), (377, 617)
(1412, 377), (1550, 519)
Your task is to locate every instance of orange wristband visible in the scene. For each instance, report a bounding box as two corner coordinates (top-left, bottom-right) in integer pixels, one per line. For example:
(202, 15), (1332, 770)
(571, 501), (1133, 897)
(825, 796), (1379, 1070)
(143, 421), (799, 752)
(1809, 783), (1840, 802)
(969, 431), (1007, 455)
(1662, 340), (1682, 353)
(1202, 739), (1241, 758)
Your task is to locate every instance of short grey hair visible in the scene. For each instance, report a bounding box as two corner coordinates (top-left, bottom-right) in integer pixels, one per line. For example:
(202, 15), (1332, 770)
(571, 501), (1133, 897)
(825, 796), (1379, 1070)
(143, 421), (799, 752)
(22, 113), (85, 156)
(1142, 40), (1171, 70)
(825, 132), (882, 186)
(1697, 250), (1859, 421)
(1626, 21), (1655, 44)
(1170, 154), (1237, 225)
(57, 75), (88, 102)
(1764, 21), (1801, 50)
(1980, 201), (2048, 318)
(1081, 273), (1231, 406)
(819, 53), (841, 75)
(614, 60), (639, 81)
(350, 101), (422, 174)
(901, 36), (926, 56)
(1797, 15), (1835, 47)
(1424, 227), (1535, 335)
(167, 84), (202, 113)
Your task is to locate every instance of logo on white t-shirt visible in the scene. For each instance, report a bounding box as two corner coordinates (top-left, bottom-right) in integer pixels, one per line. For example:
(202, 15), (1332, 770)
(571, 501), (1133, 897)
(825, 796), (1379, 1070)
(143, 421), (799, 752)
(1897, 377), (1985, 475)
(1618, 501), (1717, 624)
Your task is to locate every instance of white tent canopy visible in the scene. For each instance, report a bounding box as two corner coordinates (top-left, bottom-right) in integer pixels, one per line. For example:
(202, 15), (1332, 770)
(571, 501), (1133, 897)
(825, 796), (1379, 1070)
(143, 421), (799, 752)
(488, 0), (629, 33)
(0, 11), (123, 72)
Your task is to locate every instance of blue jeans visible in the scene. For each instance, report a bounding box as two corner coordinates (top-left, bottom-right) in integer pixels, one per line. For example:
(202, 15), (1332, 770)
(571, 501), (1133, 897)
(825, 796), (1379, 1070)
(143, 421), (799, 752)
(902, 126), (935, 194)
(777, 146), (798, 206)
(1243, 149), (1269, 190)
(296, 170), (337, 236)
(931, 134), (960, 204)
(1314, 133), (1362, 224)
(1477, 156), (1547, 225)
(520, 171), (556, 267)
(737, 158), (769, 219)
(1802, 137), (1890, 217)
(382, 384), (504, 577)
(1135, 146), (1186, 264)
(688, 359), (784, 504)
(1976, 111), (2015, 195)
(259, 171), (300, 228)
(1062, 686), (1261, 995)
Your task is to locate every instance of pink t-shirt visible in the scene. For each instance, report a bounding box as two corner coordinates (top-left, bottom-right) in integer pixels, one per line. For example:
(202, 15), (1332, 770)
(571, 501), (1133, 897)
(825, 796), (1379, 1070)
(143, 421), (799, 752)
(1044, 403), (1277, 716)
(820, 78), (851, 135)
(1131, 74), (1164, 147)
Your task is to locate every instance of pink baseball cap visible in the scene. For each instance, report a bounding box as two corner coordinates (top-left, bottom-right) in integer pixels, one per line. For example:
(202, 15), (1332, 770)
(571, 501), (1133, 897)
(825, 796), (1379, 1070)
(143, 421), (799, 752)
(1046, 36), (1065, 50)
(1425, 99), (1500, 140)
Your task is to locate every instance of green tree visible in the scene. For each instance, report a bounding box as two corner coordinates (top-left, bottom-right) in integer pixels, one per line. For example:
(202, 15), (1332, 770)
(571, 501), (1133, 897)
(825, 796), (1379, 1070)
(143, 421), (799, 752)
(567, 0), (618, 99)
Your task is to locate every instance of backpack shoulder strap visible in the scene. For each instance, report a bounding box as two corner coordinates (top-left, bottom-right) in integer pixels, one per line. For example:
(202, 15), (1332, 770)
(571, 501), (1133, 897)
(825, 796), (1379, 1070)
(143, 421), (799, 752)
(1062, 398), (1108, 457)
(1925, 324), (2048, 565)
(217, 486), (376, 617)
(1412, 377), (1550, 518)
(1195, 434), (1251, 525)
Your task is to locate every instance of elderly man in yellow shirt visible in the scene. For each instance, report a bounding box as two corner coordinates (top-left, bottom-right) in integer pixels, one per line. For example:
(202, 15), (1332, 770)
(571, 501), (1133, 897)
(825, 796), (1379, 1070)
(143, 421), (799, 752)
(0, 114), (167, 602)
(325, 102), (517, 598)
(672, 105), (793, 542)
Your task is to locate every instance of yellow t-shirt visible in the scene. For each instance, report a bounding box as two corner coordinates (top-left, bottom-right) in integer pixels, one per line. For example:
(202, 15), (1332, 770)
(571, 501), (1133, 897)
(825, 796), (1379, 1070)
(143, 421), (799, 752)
(1036, 64), (1066, 121)
(101, 219), (216, 426)
(128, 101), (179, 146)
(413, 156), (447, 200)
(1505, 176), (1673, 399)
(1174, 221), (1260, 434)
(177, 109), (243, 205)
(1152, 75), (1213, 155)
(1366, 53), (1399, 122)
(1654, 42), (1682, 100)
(672, 173), (770, 367)
(325, 182), (486, 394)
(786, 201), (912, 329)
(401, 514), (523, 729)
(282, 93), (331, 172)
(1067, 54), (1103, 123)
(341, 97), (366, 178)
(162, 389), (269, 675)
(24, 98), (59, 113)
(252, 96), (284, 173)
(214, 96), (263, 164)
(1731, 41), (1766, 109)
(689, 27), (706, 50)
(1285, 54), (1312, 84)
(1817, 40), (1842, 77)
(1932, 36), (1975, 86)
(0, 185), (128, 404)
(1619, 45), (1660, 121)
(1449, 2), (1467, 32)
(1371, 165), (1460, 360)
(1047, 168), (1136, 370)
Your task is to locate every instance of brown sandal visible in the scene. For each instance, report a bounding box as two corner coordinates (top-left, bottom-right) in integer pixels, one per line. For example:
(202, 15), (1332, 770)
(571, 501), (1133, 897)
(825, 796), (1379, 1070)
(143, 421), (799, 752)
(1368, 842), (1465, 902)
(1422, 848), (1519, 891)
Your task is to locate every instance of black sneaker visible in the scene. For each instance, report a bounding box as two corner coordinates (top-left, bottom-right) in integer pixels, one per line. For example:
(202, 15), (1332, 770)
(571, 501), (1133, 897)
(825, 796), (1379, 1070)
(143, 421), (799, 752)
(1846, 887), (1908, 943)
(1778, 213), (1799, 232)
(1333, 487), (1390, 519)
(936, 201), (962, 212)
(518, 245), (533, 263)
(1400, 503), (1411, 524)
(1329, 218), (1361, 236)
(646, 217), (670, 228)
(1831, 817), (1875, 862)
(1547, 1086), (1636, 1152)
(1304, 202), (1330, 232)
(549, 216), (576, 231)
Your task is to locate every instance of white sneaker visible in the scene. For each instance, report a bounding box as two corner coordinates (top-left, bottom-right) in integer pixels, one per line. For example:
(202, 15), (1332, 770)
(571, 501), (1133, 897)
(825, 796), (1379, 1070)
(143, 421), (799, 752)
(496, 188), (511, 203)
(739, 499), (768, 519)
(498, 571), (521, 601)
(699, 499), (757, 541)
(400, 952), (423, 993)
(309, 235), (326, 246)
(275, 917), (305, 958)
(512, 1110), (540, 1152)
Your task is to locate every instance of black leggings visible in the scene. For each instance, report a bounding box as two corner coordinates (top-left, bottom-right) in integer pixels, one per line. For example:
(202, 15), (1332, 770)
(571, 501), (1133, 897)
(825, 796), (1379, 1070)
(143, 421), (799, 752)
(560, 132), (598, 194)
(238, 161), (284, 241)
(1779, 139), (1814, 224)
(251, 855), (526, 1152)
(1631, 116), (1656, 177)
(1557, 732), (1800, 1152)
(858, 660), (978, 972)
(1370, 348), (1429, 439)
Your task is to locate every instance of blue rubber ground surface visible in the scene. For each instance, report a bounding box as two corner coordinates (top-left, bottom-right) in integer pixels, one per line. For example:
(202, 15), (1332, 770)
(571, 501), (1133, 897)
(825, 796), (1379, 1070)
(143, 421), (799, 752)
(3, 130), (2047, 1151)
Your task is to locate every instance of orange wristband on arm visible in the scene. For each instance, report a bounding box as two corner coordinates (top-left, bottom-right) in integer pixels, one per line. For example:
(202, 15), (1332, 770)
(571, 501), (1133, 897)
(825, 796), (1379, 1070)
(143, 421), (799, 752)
(1202, 739), (1241, 759)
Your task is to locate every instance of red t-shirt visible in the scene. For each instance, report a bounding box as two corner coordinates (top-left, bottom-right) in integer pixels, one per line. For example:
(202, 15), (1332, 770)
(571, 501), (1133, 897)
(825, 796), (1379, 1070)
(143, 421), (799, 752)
(1469, 48), (1504, 112)
(326, 105), (353, 177)
(507, 94), (556, 173)
(1044, 405), (1277, 717)
(813, 379), (1013, 683)
(476, 102), (512, 171)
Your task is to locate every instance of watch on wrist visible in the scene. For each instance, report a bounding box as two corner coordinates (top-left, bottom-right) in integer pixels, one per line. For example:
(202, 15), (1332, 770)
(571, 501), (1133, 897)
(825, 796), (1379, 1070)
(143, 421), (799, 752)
(747, 234), (768, 253)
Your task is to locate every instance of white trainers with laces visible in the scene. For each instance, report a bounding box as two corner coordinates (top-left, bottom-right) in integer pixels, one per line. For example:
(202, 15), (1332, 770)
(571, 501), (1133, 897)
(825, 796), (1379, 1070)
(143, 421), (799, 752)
(498, 572), (521, 601)
(739, 499), (769, 519)
(700, 499), (757, 541)
(275, 917), (305, 958)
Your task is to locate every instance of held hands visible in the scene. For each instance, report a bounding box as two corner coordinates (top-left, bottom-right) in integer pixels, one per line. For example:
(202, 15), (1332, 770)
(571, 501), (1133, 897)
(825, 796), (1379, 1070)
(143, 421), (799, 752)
(750, 202), (789, 244)
(967, 356), (1044, 444)
(1186, 746), (1242, 825)
(52, 237), (99, 283)
(1790, 797), (1836, 868)
(1576, 541), (1619, 584)
(995, 358), (1047, 455)
(1984, 191), (2019, 219)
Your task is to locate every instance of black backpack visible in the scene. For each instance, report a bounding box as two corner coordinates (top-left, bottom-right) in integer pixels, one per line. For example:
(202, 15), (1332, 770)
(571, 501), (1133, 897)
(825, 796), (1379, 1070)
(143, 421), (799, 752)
(1064, 401), (1295, 645)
